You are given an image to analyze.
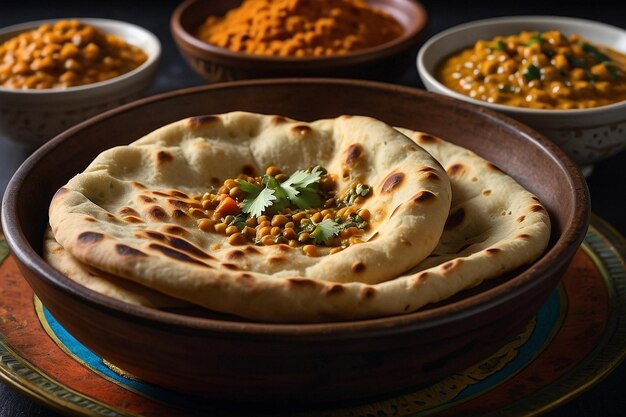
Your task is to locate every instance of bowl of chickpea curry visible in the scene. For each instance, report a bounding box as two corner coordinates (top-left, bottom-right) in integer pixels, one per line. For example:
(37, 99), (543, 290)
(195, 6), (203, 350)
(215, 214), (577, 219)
(418, 16), (626, 168)
(0, 18), (160, 147)
(171, 0), (427, 83)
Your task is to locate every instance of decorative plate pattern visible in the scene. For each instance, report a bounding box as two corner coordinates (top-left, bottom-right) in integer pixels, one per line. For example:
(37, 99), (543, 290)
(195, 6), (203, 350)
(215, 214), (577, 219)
(0, 214), (624, 417)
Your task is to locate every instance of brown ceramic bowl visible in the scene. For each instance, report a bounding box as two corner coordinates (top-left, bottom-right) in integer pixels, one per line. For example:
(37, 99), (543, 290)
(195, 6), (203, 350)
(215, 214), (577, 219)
(1, 79), (589, 407)
(170, 0), (428, 83)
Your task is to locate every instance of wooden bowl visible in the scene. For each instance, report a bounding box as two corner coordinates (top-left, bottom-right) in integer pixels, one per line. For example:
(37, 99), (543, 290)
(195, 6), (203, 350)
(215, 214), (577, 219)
(170, 0), (428, 83)
(1, 79), (589, 406)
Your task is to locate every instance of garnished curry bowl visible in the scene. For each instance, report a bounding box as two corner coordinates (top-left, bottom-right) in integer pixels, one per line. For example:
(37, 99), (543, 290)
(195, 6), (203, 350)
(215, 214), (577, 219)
(0, 18), (160, 147)
(170, 0), (427, 83)
(1, 79), (589, 404)
(417, 16), (626, 168)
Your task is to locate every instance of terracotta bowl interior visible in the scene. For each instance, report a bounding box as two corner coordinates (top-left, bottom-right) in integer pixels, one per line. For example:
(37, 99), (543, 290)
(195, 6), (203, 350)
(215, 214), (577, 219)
(1, 79), (589, 403)
(170, 0), (428, 80)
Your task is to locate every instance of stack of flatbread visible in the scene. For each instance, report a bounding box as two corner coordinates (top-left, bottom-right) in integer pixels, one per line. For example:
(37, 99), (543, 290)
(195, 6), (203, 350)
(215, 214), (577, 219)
(46, 112), (550, 322)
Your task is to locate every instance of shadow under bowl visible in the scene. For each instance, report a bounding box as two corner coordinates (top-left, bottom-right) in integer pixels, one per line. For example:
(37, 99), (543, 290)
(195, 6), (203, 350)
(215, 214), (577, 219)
(1, 78), (589, 405)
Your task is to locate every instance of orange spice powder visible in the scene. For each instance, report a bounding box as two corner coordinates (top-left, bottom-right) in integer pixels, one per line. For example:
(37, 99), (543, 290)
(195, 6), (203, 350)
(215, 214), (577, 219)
(196, 0), (404, 57)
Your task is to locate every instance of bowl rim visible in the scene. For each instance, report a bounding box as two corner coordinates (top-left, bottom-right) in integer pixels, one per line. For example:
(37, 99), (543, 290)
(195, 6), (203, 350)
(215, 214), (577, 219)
(170, 0), (428, 65)
(0, 17), (161, 95)
(1, 78), (590, 339)
(417, 15), (626, 116)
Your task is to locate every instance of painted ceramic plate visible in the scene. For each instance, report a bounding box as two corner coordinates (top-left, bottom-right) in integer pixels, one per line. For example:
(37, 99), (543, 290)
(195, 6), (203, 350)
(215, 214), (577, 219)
(0, 215), (624, 417)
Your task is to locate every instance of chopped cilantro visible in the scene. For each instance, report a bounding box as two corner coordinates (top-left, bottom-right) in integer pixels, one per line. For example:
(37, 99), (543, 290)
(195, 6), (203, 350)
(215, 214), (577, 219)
(580, 42), (610, 63)
(240, 187), (276, 217)
(523, 64), (541, 81)
(524, 33), (543, 46)
(310, 219), (341, 244)
(494, 40), (507, 51)
(238, 166), (325, 216)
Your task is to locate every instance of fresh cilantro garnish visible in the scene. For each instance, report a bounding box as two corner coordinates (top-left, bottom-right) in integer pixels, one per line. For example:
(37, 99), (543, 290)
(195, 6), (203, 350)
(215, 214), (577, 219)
(524, 33), (543, 46)
(228, 213), (248, 231)
(566, 54), (586, 68)
(310, 219), (341, 244)
(523, 64), (541, 81)
(604, 62), (620, 78)
(580, 42), (611, 63)
(343, 183), (371, 205)
(238, 166), (325, 216)
(240, 187), (276, 217)
(494, 39), (506, 51)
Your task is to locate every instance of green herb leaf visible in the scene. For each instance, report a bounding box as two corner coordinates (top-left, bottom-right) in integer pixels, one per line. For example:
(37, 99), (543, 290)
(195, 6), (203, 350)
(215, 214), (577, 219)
(523, 64), (541, 81)
(566, 54), (586, 68)
(603, 61), (620, 78)
(236, 166), (326, 216)
(494, 39), (506, 51)
(289, 187), (323, 210)
(241, 187), (276, 217)
(524, 33), (543, 46)
(228, 213), (248, 231)
(580, 42), (610, 62)
(282, 166), (323, 189)
(236, 179), (262, 196)
(310, 219), (341, 244)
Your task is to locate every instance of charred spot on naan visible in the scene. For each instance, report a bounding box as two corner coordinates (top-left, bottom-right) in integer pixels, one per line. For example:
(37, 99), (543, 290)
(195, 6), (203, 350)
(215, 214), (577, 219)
(148, 243), (212, 268)
(381, 171), (404, 193)
(447, 163), (466, 178)
(345, 144), (364, 166)
(291, 124), (313, 137)
(123, 216), (144, 224)
(360, 287), (377, 301)
(325, 284), (345, 296)
(486, 162), (503, 173)
(412, 191), (437, 204)
(287, 277), (319, 289)
(267, 256), (286, 265)
(187, 115), (221, 129)
(116, 244), (147, 257)
(441, 259), (463, 274)
(351, 261), (366, 273)
(416, 133), (439, 144)
(485, 247), (502, 255)
(221, 263), (239, 270)
(147, 206), (168, 221)
(77, 231), (104, 244)
(271, 115), (288, 125)
(225, 250), (246, 260)
(156, 150), (174, 164)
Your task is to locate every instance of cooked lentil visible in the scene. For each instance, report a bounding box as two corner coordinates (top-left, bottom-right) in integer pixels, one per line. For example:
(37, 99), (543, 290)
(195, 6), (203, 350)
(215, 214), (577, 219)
(193, 166), (372, 253)
(437, 30), (626, 109)
(0, 19), (147, 89)
(196, 0), (403, 57)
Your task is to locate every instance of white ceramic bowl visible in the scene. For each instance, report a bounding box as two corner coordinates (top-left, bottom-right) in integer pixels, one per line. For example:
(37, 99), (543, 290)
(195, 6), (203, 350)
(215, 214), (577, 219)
(0, 18), (161, 147)
(418, 16), (626, 168)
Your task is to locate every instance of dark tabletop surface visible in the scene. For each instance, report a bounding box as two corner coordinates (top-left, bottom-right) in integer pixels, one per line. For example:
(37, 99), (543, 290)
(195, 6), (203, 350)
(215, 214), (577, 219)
(1, 0), (625, 416)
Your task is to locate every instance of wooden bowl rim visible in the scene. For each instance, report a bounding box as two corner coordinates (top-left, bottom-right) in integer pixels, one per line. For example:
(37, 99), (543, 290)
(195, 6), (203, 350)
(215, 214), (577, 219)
(170, 0), (428, 66)
(1, 78), (590, 340)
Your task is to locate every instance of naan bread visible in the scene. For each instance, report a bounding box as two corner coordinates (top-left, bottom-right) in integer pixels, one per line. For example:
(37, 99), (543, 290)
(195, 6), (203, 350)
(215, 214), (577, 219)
(48, 112), (453, 321)
(397, 128), (551, 291)
(43, 227), (187, 309)
(45, 113), (550, 322)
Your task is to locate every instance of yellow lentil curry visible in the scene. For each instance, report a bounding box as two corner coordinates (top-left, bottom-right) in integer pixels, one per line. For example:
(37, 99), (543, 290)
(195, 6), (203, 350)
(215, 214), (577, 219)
(437, 30), (626, 109)
(0, 20), (147, 89)
(196, 0), (404, 57)
(191, 166), (372, 257)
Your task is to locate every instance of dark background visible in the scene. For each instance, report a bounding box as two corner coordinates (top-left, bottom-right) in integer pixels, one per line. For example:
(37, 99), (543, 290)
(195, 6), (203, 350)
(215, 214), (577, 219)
(1, 0), (625, 416)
